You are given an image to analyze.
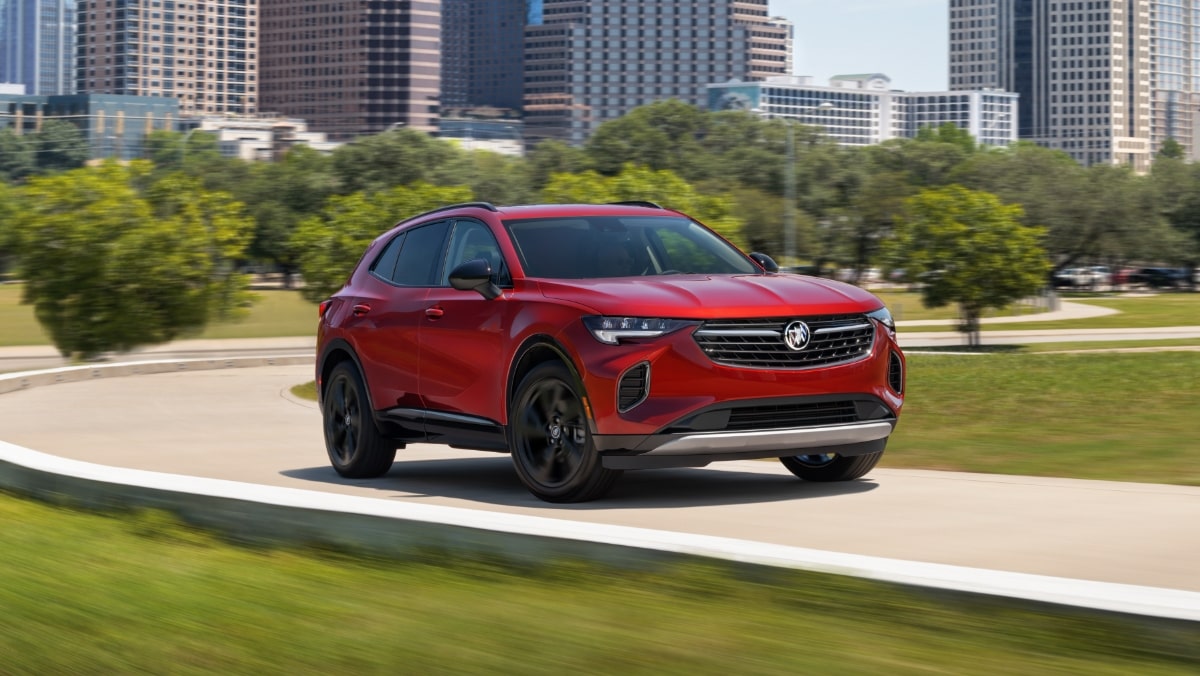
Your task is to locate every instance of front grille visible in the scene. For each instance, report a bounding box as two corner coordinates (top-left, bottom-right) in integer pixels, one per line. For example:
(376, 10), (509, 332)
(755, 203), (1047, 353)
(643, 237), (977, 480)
(617, 362), (649, 412)
(888, 351), (904, 394)
(693, 315), (875, 369)
(727, 401), (859, 431)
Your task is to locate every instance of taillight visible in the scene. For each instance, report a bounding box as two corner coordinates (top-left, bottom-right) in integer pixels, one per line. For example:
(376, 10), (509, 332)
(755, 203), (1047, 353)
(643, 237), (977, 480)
(318, 300), (332, 318)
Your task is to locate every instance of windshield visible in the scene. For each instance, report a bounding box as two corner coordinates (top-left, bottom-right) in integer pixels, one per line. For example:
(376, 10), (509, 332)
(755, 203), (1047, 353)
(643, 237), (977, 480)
(505, 215), (758, 279)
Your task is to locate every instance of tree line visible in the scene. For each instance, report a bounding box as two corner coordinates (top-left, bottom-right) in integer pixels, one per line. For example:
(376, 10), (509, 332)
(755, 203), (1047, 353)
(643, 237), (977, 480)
(1, 99), (1197, 357)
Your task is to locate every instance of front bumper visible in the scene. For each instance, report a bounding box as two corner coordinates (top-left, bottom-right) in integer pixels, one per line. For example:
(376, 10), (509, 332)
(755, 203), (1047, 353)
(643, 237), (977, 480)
(595, 419), (893, 470)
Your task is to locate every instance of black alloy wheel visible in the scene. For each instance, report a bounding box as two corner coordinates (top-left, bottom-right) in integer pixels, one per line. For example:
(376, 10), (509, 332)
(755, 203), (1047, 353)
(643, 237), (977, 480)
(509, 362), (620, 502)
(779, 451), (883, 482)
(322, 362), (396, 478)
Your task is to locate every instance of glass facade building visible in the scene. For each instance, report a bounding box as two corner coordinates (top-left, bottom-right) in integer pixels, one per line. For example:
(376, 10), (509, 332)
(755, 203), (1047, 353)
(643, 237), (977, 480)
(258, 0), (440, 138)
(524, 0), (793, 147)
(0, 0), (74, 95)
(949, 0), (1160, 170)
(75, 0), (257, 117)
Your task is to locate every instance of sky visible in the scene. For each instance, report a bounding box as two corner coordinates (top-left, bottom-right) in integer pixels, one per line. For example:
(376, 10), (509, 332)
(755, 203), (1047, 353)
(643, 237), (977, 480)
(771, 0), (949, 92)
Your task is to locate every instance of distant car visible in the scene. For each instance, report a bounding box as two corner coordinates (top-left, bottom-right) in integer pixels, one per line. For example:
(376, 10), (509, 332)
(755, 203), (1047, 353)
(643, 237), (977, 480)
(1130, 267), (1186, 289)
(1054, 265), (1111, 288)
(316, 201), (906, 502)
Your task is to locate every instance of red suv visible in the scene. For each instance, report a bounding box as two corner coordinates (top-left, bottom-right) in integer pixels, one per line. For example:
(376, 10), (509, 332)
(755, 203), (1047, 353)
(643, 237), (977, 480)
(316, 202), (905, 502)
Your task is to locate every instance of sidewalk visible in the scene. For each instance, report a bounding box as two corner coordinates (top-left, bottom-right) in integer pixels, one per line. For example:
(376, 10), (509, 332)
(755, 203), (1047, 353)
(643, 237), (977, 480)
(895, 299), (1118, 328)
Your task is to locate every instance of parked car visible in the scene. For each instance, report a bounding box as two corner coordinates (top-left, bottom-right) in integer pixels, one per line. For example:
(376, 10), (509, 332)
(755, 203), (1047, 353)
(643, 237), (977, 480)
(1129, 267), (1187, 289)
(316, 202), (906, 502)
(1053, 265), (1111, 288)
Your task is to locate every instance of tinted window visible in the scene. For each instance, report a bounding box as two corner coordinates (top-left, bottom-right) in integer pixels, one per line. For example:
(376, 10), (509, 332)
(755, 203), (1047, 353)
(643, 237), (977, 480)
(369, 232), (405, 282)
(506, 215), (756, 279)
(392, 221), (450, 286)
(442, 219), (507, 286)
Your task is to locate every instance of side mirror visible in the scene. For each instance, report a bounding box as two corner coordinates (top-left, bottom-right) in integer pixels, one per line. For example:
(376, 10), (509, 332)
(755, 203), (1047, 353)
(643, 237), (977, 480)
(449, 258), (501, 300)
(749, 252), (779, 273)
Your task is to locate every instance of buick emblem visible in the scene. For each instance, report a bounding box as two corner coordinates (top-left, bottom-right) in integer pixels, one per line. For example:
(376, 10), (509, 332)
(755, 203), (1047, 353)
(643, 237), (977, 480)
(783, 321), (811, 351)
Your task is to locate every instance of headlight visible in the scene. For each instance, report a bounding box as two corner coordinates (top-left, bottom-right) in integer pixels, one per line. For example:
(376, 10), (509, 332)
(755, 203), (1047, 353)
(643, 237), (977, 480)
(583, 316), (694, 345)
(866, 307), (895, 332)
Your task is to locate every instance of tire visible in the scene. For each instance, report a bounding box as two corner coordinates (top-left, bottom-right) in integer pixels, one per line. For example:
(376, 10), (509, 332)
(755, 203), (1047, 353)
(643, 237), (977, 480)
(508, 361), (621, 502)
(322, 362), (397, 478)
(780, 451), (883, 482)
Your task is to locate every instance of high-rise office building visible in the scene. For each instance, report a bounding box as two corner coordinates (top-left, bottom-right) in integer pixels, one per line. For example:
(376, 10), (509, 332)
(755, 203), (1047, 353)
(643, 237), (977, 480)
(0, 0), (75, 95)
(258, 0), (441, 138)
(523, 0), (793, 147)
(1148, 0), (1200, 159)
(75, 0), (257, 117)
(441, 0), (528, 114)
(949, 0), (1153, 170)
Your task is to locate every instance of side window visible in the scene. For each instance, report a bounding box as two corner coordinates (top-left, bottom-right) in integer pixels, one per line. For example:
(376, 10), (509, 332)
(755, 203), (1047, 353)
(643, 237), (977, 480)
(442, 219), (507, 286)
(391, 220), (450, 286)
(368, 232), (405, 282)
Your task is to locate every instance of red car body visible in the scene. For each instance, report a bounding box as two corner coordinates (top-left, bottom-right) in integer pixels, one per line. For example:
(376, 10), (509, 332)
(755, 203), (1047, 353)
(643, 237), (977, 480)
(317, 202), (905, 501)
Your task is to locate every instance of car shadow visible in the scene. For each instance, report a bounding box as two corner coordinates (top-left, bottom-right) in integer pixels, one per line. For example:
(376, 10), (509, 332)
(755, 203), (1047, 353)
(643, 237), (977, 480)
(280, 455), (878, 510)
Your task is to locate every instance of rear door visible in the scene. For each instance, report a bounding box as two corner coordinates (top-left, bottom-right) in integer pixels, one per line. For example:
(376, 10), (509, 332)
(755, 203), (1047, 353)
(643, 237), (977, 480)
(352, 220), (450, 414)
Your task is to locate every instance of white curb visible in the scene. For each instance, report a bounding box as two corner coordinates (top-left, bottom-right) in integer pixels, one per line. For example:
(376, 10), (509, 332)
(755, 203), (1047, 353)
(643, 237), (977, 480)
(2, 358), (1198, 622)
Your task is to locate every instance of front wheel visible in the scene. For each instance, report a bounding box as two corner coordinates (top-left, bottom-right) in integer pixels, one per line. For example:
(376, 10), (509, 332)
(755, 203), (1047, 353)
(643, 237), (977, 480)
(508, 362), (621, 502)
(780, 451), (883, 482)
(322, 362), (396, 478)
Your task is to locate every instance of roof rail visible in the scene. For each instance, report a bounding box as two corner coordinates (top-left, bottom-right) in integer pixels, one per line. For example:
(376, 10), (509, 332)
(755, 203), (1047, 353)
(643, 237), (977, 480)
(404, 202), (498, 221)
(608, 200), (663, 209)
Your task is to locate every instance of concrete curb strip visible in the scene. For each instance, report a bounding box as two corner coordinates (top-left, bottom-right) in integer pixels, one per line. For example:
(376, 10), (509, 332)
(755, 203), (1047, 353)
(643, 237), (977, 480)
(2, 357), (1199, 622)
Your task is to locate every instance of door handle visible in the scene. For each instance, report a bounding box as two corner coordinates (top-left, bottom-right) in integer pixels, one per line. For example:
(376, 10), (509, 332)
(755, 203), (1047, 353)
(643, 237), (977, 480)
(425, 306), (445, 319)
(352, 303), (371, 317)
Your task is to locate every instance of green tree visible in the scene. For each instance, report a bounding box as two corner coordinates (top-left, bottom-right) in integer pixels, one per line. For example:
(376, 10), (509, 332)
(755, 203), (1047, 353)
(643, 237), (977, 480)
(291, 182), (474, 302)
(12, 162), (254, 359)
(524, 139), (588, 193)
(234, 146), (339, 286)
(330, 128), (461, 194)
(0, 128), (36, 182)
(883, 185), (1050, 346)
(32, 120), (90, 173)
(0, 183), (17, 276)
(583, 99), (708, 179)
(1158, 138), (1185, 160)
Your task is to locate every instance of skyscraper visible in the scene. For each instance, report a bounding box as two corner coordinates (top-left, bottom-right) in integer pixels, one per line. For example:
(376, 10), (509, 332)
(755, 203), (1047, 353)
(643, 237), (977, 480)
(75, 0), (257, 116)
(441, 0), (528, 114)
(949, 0), (1154, 170)
(0, 0), (75, 95)
(523, 0), (793, 147)
(258, 0), (441, 138)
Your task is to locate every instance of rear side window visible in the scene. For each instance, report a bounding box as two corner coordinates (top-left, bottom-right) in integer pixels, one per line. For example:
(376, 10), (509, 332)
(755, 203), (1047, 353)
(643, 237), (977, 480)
(370, 221), (450, 286)
(369, 233), (405, 281)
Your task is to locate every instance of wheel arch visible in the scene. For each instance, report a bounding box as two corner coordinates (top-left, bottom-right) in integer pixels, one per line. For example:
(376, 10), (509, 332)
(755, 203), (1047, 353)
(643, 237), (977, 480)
(317, 338), (371, 408)
(506, 335), (594, 432)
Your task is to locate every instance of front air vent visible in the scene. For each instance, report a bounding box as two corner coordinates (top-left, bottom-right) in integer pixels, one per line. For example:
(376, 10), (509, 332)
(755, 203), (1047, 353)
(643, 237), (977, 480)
(727, 400), (859, 431)
(888, 351), (905, 394)
(617, 362), (650, 412)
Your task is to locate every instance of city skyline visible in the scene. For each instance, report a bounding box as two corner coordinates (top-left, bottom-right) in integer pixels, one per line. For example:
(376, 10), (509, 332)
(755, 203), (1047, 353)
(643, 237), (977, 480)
(775, 0), (949, 92)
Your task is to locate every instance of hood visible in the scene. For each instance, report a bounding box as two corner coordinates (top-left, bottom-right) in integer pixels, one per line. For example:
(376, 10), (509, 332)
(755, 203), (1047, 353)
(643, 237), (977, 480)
(537, 274), (883, 318)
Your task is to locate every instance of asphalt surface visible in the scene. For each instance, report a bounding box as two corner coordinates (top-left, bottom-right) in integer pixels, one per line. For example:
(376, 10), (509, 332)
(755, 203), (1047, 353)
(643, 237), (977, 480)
(2, 299), (1199, 593)
(1, 363), (1198, 593)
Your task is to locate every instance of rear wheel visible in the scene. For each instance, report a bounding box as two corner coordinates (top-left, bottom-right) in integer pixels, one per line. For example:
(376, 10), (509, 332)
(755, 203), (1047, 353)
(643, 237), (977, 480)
(780, 451), (883, 482)
(509, 362), (621, 502)
(322, 362), (396, 478)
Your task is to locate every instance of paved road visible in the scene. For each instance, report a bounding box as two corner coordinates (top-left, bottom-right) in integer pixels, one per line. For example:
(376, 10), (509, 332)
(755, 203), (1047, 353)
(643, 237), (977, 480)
(2, 363), (1197, 593)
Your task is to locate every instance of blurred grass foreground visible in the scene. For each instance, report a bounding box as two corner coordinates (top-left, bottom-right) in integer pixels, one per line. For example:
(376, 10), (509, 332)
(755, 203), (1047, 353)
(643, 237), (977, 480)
(1, 494), (1197, 674)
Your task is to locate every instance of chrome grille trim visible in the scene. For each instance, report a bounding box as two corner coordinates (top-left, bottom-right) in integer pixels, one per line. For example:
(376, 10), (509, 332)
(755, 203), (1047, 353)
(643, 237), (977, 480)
(693, 315), (876, 369)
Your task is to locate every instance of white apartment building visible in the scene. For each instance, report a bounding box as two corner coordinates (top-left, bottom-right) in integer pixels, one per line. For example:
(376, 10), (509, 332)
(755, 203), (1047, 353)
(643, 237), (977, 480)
(708, 74), (1019, 148)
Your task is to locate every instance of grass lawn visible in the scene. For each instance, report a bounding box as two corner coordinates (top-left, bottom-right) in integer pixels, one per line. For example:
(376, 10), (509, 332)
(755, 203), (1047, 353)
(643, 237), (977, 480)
(885, 352), (1200, 485)
(890, 290), (1200, 332)
(0, 284), (318, 347)
(1, 494), (1196, 674)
